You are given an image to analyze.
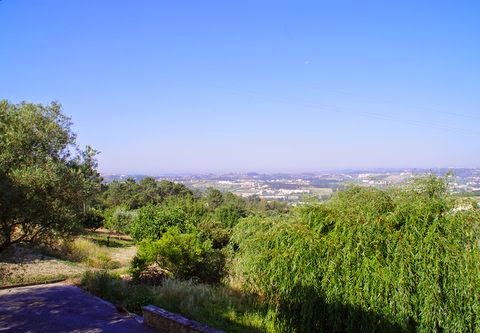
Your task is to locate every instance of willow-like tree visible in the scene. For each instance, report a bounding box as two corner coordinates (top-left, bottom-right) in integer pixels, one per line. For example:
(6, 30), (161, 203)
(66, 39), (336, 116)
(0, 100), (101, 252)
(232, 177), (480, 332)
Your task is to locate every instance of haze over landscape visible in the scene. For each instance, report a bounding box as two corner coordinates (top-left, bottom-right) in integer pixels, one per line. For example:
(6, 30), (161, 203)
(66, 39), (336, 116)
(3, 2), (480, 333)
(1, 1), (479, 174)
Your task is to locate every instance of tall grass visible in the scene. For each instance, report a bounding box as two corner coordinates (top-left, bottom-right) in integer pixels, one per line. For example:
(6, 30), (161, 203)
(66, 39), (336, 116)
(82, 270), (154, 311)
(68, 238), (120, 269)
(81, 271), (275, 333)
(152, 279), (274, 332)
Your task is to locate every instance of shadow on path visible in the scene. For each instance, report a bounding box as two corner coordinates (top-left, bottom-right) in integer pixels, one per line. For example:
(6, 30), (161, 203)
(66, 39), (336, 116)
(0, 282), (153, 332)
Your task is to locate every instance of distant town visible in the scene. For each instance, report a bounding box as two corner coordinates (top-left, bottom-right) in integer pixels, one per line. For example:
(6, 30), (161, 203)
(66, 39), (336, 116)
(103, 168), (480, 204)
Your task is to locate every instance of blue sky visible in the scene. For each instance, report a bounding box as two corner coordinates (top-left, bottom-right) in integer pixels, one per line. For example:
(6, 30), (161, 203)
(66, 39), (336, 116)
(1, 1), (479, 173)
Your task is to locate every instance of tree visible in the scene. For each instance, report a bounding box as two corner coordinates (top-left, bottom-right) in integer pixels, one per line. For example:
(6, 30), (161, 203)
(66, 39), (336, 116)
(232, 177), (480, 332)
(0, 100), (101, 252)
(103, 206), (136, 245)
(104, 207), (136, 235)
(157, 179), (193, 199)
(101, 178), (193, 209)
(135, 177), (162, 206)
(80, 207), (104, 230)
(204, 187), (224, 210)
(102, 178), (139, 208)
(215, 204), (245, 228)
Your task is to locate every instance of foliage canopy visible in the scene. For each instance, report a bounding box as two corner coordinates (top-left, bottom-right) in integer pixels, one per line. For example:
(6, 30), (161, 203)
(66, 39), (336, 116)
(0, 100), (101, 252)
(130, 197), (206, 242)
(134, 227), (225, 283)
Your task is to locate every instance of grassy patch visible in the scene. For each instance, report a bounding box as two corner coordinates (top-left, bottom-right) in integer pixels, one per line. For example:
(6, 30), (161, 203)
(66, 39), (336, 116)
(0, 230), (136, 287)
(0, 272), (70, 286)
(0, 246), (84, 287)
(82, 232), (134, 248)
(68, 238), (121, 269)
(81, 270), (275, 333)
(37, 233), (134, 270)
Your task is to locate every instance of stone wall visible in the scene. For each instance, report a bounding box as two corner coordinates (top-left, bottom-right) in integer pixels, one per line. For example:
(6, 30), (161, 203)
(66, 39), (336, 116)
(142, 305), (224, 333)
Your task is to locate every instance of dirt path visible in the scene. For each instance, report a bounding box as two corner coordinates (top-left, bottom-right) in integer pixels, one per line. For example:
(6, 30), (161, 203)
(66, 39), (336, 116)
(109, 246), (137, 267)
(0, 282), (153, 332)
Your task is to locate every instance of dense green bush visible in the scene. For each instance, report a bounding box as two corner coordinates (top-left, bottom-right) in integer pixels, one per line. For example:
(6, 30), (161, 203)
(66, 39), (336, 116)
(232, 177), (480, 332)
(197, 219), (231, 249)
(130, 197), (206, 241)
(80, 207), (104, 230)
(134, 227), (224, 283)
(204, 187), (225, 210)
(215, 204), (246, 229)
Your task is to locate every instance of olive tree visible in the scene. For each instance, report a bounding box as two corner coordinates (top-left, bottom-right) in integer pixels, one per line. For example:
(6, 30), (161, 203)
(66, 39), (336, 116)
(0, 100), (101, 252)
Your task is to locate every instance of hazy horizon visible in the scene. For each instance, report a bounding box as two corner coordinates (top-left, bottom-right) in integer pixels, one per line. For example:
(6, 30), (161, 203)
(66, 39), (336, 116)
(100, 166), (478, 177)
(1, 1), (479, 174)
(98, 162), (480, 176)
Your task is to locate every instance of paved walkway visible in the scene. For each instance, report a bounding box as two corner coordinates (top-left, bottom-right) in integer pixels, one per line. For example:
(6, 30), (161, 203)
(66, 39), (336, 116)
(0, 282), (153, 332)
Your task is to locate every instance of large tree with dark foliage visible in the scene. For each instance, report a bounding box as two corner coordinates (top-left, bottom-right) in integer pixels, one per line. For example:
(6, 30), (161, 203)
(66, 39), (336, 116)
(0, 100), (101, 252)
(102, 177), (193, 209)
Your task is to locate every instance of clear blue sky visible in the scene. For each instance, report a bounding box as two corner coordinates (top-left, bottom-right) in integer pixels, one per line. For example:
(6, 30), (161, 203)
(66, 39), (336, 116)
(1, 1), (479, 174)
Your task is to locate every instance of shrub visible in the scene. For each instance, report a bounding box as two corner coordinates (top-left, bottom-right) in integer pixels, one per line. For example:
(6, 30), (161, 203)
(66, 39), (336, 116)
(215, 204), (246, 229)
(197, 219), (231, 249)
(232, 176), (480, 332)
(81, 270), (115, 299)
(135, 227), (224, 283)
(131, 197), (206, 242)
(130, 254), (149, 281)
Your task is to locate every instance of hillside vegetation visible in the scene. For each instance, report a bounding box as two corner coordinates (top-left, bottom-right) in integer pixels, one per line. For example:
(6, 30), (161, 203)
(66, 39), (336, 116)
(232, 177), (480, 332)
(3, 100), (480, 332)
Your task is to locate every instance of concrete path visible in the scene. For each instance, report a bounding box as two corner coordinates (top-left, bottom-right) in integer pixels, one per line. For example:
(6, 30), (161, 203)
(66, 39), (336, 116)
(0, 282), (153, 332)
